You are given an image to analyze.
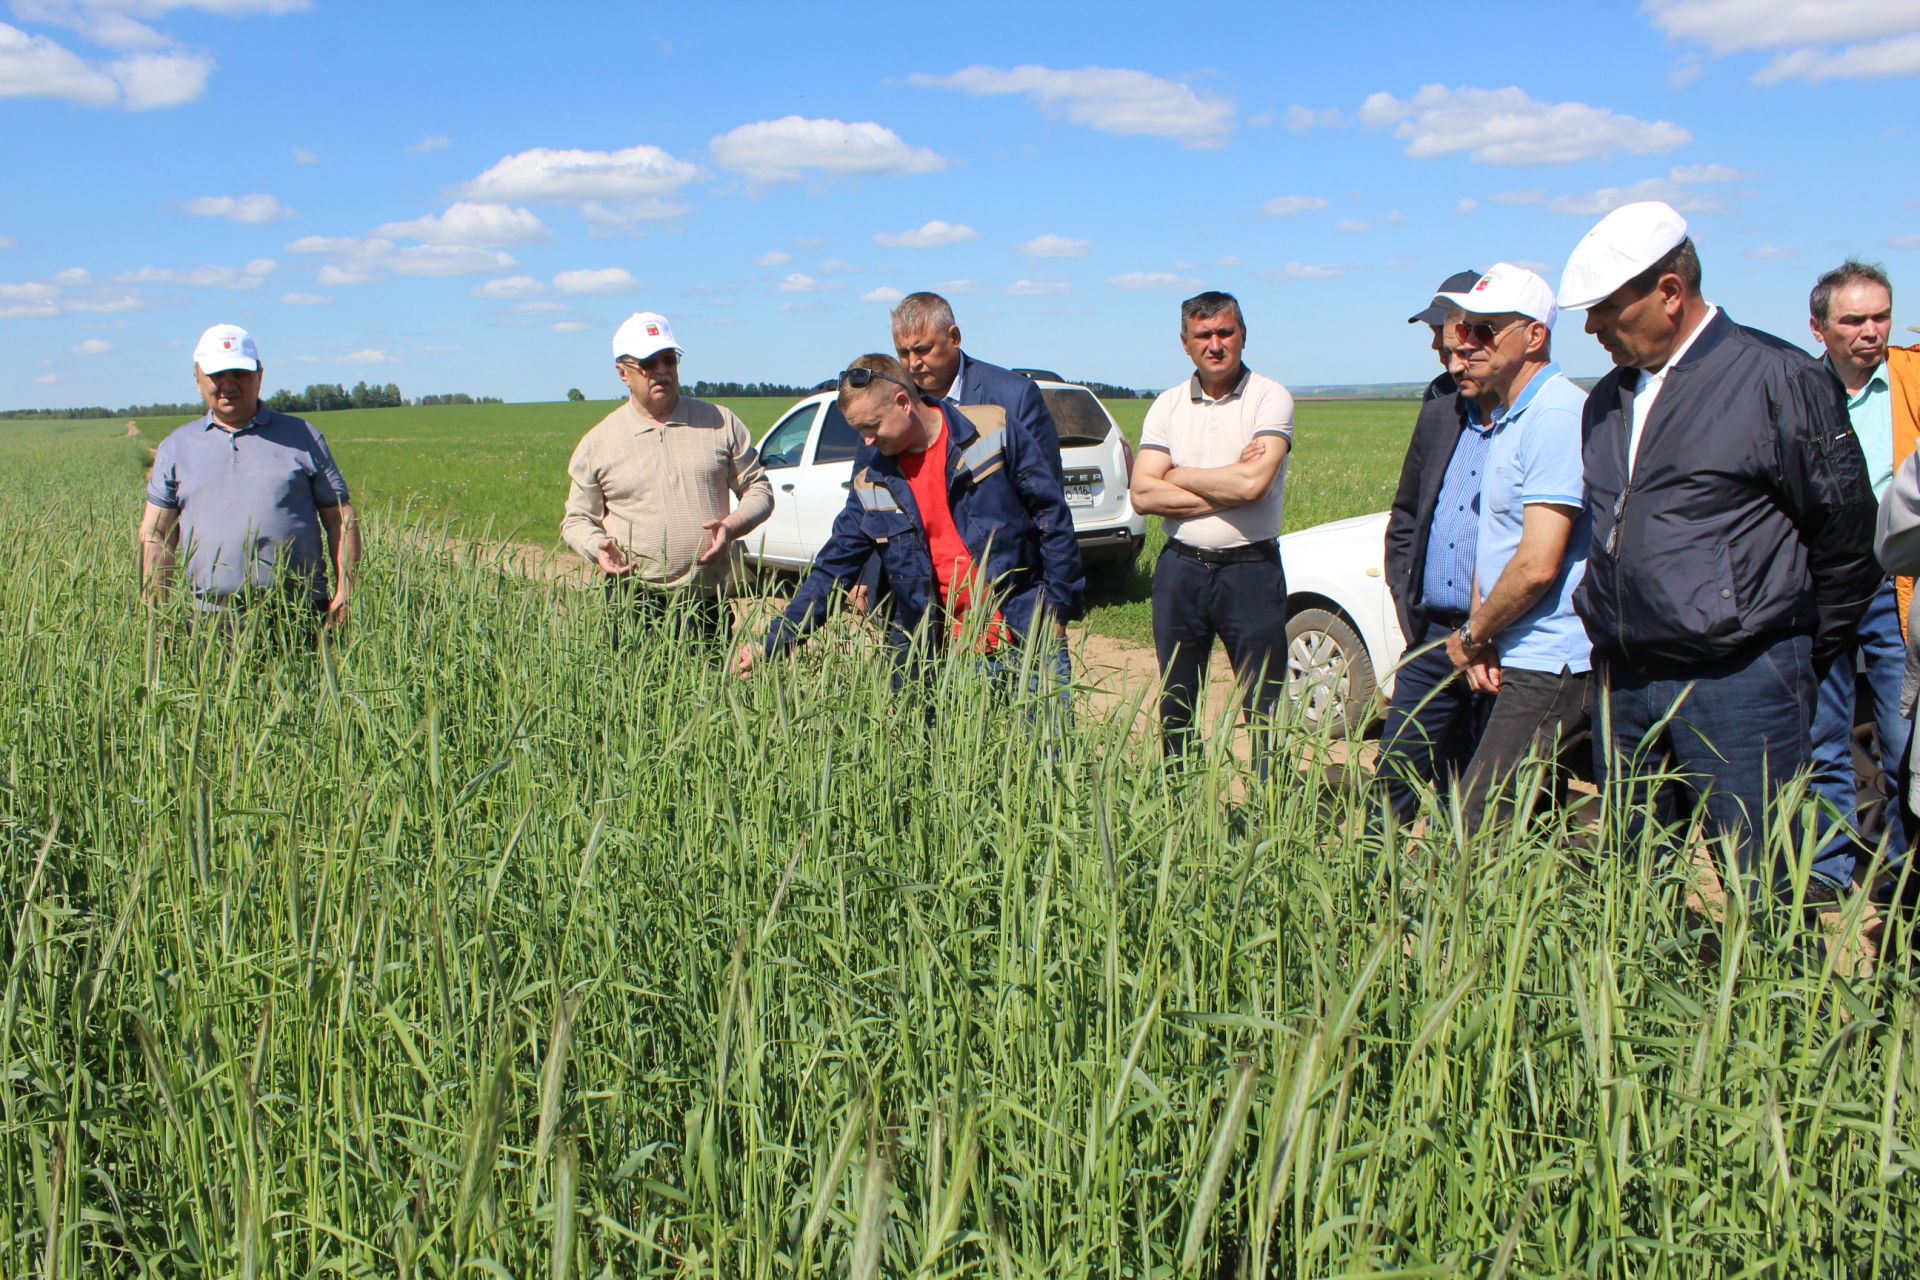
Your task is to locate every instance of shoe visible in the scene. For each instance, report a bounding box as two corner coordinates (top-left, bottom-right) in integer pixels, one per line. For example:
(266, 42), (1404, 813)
(1797, 878), (1848, 929)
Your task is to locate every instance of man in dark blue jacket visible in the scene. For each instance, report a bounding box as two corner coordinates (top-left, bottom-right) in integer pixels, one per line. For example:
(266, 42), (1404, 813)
(1558, 201), (1879, 899)
(733, 354), (1082, 677)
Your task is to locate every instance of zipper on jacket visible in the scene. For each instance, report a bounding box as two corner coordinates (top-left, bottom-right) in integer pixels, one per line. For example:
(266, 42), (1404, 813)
(1608, 481), (1634, 663)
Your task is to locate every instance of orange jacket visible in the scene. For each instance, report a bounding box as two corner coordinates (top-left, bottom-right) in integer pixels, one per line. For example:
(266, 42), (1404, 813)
(1888, 345), (1919, 633)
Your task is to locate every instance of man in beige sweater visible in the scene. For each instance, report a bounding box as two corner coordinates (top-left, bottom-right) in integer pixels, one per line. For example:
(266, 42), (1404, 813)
(561, 312), (773, 647)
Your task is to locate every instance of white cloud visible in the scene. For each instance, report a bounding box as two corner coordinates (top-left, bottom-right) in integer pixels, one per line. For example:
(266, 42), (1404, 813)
(552, 320), (589, 333)
(1744, 245), (1800, 260)
(458, 144), (701, 204)
(874, 219), (978, 249)
(374, 202), (550, 247)
(1283, 105), (1343, 132)
(64, 288), (141, 312)
(1259, 195), (1328, 217)
(110, 48), (211, 107)
(51, 266), (88, 284)
(281, 291), (330, 304)
(405, 133), (450, 153)
(35, 373), (57, 383)
(1490, 188), (1548, 204)
(112, 259), (275, 288)
(930, 279), (989, 295)
(580, 199), (688, 235)
(182, 193), (294, 223)
(471, 274), (546, 299)
(1006, 276), (1074, 296)
(1359, 84), (1691, 164)
(821, 258), (865, 273)
(288, 235), (515, 282)
(908, 64), (1235, 149)
(794, 236), (827, 250)
(1215, 256), (1241, 268)
(292, 146), (317, 164)
(1643, 1), (1920, 53)
(710, 116), (947, 185)
(513, 299), (567, 314)
(1668, 162), (1748, 182)
(69, 337), (110, 355)
(342, 348), (395, 364)
(754, 251), (792, 267)
(0, 22), (118, 104)
(860, 286), (904, 303)
(1257, 262), (1356, 280)
(1545, 177), (1733, 216)
(1019, 233), (1090, 258)
(1886, 233), (1920, 250)
(0, 234), (12, 247)
(1106, 271), (1200, 291)
(1336, 219), (1373, 234)
(1752, 35), (1920, 84)
(776, 272), (840, 294)
(553, 267), (642, 296)
(1456, 197), (1478, 214)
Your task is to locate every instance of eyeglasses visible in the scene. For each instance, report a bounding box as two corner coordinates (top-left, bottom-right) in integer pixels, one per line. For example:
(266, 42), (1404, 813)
(838, 367), (916, 397)
(1452, 318), (1529, 349)
(618, 350), (679, 372)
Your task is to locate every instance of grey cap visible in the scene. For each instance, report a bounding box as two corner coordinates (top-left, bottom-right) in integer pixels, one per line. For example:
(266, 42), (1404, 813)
(1408, 270), (1482, 325)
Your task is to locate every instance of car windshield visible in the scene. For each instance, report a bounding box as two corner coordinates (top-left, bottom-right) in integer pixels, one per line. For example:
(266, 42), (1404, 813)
(1040, 387), (1113, 447)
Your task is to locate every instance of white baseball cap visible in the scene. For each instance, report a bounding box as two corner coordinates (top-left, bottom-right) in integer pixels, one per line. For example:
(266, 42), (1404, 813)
(1558, 201), (1689, 311)
(192, 323), (260, 373)
(612, 311), (683, 361)
(1437, 262), (1557, 329)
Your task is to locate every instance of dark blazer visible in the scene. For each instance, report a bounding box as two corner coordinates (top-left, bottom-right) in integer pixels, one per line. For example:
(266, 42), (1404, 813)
(1384, 375), (1472, 641)
(953, 354), (1064, 483)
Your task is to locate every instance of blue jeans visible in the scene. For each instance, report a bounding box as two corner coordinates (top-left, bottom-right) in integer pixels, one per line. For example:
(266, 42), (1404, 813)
(1593, 633), (1817, 893)
(1808, 578), (1910, 885)
(1374, 617), (1493, 824)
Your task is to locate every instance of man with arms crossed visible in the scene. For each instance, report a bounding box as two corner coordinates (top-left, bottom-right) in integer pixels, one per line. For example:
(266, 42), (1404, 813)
(1377, 271), (1495, 823)
(1432, 265), (1592, 826)
(561, 312), (773, 648)
(1130, 291), (1294, 759)
(139, 323), (359, 638)
(734, 354), (1080, 678)
(1559, 202), (1879, 897)
(1806, 260), (1914, 889)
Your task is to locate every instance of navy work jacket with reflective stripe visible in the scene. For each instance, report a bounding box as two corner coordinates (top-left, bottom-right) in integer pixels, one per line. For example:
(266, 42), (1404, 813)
(765, 400), (1084, 657)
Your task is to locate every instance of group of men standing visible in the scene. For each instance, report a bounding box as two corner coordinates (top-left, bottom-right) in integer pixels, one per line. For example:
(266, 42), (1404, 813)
(136, 196), (1916, 915)
(1382, 200), (1913, 915)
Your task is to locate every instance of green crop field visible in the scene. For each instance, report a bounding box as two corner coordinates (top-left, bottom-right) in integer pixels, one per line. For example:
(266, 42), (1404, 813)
(2, 416), (1917, 1277)
(108, 397), (1418, 647)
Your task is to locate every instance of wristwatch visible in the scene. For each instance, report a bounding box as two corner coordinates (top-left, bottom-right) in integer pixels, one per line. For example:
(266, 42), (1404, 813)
(1456, 621), (1478, 651)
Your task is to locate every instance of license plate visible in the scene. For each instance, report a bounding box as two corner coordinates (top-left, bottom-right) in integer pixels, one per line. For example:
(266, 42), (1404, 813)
(1065, 484), (1093, 507)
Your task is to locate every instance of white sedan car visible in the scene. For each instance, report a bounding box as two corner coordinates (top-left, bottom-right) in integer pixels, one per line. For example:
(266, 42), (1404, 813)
(742, 378), (1145, 583)
(1278, 510), (1403, 732)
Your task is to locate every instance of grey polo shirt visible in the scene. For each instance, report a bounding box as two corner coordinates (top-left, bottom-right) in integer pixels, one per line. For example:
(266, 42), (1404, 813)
(147, 407), (350, 604)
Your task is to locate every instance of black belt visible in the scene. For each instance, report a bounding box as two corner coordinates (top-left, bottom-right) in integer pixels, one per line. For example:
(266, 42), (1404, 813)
(1426, 607), (1470, 629)
(1166, 538), (1277, 566)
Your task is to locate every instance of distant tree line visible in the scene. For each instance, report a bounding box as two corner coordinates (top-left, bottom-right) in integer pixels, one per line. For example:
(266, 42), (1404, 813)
(4, 380), (502, 420)
(1077, 380), (1152, 400)
(688, 380), (817, 399)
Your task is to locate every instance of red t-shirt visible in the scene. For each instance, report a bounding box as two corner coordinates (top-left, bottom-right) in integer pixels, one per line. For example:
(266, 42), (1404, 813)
(898, 412), (1006, 649)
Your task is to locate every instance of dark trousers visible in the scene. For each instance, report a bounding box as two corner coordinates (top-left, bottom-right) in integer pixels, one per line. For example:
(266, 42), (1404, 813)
(1593, 633), (1816, 892)
(1376, 618), (1493, 823)
(1150, 543), (1287, 758)
(1459, 666), (1591, 829)
(604, 577), (728, 651)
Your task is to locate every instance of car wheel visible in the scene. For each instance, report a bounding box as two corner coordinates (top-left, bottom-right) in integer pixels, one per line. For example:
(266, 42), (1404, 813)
(1285, 607), (1375, 733)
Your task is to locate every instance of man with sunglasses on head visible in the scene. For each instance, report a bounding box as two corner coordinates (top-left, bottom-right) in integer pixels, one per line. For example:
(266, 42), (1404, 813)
(561, 311), (773, 648)
(1560, 202), (1879, 901)
(732, 354), (1081, 679)
(1428, 265), (1592, 827)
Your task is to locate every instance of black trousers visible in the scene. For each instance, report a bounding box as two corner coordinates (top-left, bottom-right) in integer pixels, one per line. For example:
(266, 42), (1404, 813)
(604, 578), (728, 651)
(1150, 543), (1287, 758)
(1376, 618), (1492, 823)
(1458, 665), (1590, 830)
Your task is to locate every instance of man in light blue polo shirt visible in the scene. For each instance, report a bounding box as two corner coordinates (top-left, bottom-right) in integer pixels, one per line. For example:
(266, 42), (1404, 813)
(139, 323), (360, 633)
(1435, 264), (1592, 827)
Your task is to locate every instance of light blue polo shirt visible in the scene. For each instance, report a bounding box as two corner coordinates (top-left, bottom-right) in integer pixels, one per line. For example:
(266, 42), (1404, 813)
(1839, 361), (1894, 499)
(1473, 363), (1592, 674)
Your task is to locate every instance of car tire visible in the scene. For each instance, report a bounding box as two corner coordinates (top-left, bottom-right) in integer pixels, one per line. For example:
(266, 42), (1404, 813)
(1285, 607), (1375, 733)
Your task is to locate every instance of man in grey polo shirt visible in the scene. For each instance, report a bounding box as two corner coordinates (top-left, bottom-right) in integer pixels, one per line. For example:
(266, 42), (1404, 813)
(139, 323), (360, 633)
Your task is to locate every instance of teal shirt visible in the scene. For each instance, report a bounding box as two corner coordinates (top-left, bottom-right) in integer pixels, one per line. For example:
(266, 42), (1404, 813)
(1843, 361), (1894, 500)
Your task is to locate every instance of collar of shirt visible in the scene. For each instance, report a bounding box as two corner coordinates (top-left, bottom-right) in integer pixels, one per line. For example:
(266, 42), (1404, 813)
(199, 405), (272, 435)
(624, 395), (691, 434)
(1848, 360), (1890, 411)
(1636, 303), (1720, 392)
(1187, 366), (1252, 404)
(1470, 361), (1565, 433)
(942, 350), (968, 401)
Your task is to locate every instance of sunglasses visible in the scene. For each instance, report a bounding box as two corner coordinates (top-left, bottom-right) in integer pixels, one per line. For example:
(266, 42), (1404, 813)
(618, 350), (680, 372)
(838, 367), (916, 397)
(1452, 318), (1529, 349)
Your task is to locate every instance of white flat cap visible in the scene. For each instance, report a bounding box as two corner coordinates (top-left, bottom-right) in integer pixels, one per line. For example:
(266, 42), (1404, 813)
(1438, 262), (1558, 329)
(1557, 201), (1689, 311)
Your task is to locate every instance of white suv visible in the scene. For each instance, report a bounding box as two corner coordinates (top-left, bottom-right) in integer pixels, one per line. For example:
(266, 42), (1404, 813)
(742, 376), (1145, 584)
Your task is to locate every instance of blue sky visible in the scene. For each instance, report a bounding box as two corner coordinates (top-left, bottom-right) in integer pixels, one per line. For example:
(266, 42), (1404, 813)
(3, 0), (1917, 409)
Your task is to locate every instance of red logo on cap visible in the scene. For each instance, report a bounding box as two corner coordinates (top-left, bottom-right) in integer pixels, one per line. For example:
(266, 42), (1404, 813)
(223, 339), (234, 348)
(645, 323), (660, 336)
(1472, 278), (1491, 291)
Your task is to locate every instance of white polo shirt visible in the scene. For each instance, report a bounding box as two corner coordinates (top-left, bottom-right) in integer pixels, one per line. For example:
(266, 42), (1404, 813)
(1140, 368), (1294, 549)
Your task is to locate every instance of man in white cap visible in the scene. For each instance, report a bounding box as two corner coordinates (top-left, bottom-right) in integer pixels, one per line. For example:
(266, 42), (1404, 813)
(138, 323), (359, 635)
(561, 311), (774, 648)
(1429, 264), (1591, 827)
(1559, 201), (1879, 901)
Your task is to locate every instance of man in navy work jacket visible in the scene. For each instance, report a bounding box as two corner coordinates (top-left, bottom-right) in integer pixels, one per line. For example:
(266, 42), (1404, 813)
(732, 353), (1082, 677)
(138, 323), (360, 638)
(1558, 201), (1879, 899)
